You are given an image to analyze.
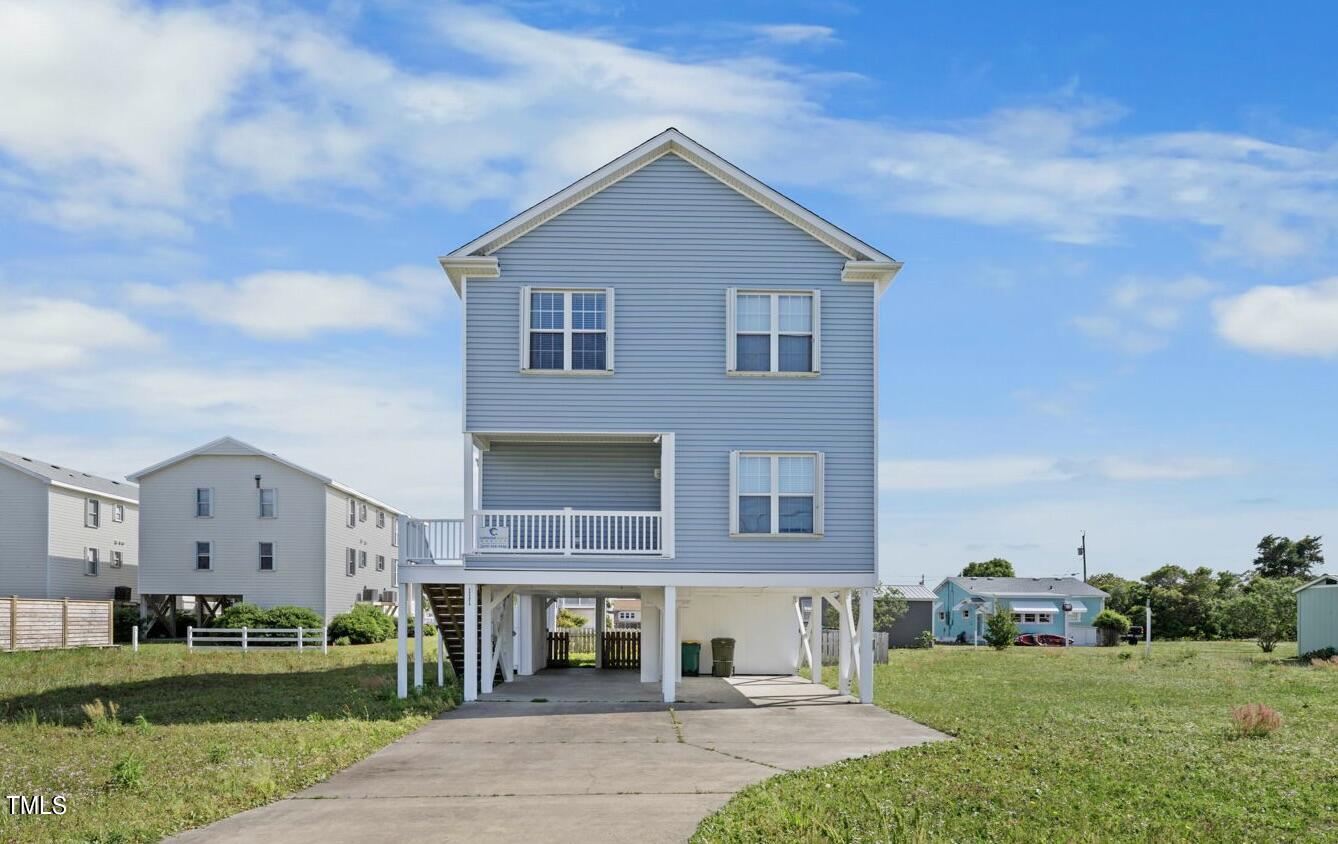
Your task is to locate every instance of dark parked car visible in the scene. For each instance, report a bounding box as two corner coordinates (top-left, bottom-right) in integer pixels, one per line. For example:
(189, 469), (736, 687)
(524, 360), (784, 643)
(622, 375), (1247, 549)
(1123, 625), (1145, 645)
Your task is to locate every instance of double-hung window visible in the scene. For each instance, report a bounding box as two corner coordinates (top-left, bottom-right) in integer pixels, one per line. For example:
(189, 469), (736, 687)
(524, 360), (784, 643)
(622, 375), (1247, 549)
(195, 488), (213, 518)
(358, 550), (367, 569)
(346, 548), (356, 577)
(259, 488), (277, 518)
(729, 451), (824, 536)
(195, 541), (212, 571)
(85, 498), (100, 528)
(110, 550), (123, 568)
(259, 541), (275, 571)
(376, 554), (385, 572)
(358, 502), (367, 523)
(112, 503), (124, 523)
(376, 510), (385, 529)
(347, 499), (356, 528)
(520, 287), (614, 372)
(85, 548), (99, 576)
(726, 289), (820, 375)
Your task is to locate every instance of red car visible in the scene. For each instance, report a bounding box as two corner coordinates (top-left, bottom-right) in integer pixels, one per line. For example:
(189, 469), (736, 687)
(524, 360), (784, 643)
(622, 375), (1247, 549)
(1014, 633), (1072, 647)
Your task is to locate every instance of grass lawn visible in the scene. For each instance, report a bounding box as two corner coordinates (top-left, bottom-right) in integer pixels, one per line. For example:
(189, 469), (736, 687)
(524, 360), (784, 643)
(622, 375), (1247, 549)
(695, 641), (1338, 843)
(0, 639), (457, 843)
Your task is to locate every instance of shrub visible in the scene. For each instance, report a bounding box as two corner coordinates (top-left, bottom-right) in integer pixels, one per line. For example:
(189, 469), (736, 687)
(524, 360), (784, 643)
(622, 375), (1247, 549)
(1310, 655), (1338, 669)
(984, 611), (1018, 650)
(82, 699), (122, 735)
(259, 605), (323, 632)
(406, 617), (438, 638)
(1094, 609), (1132, 646)
(1302, 646), (1338, 662)
(556, 608), (587, 629)
(111, 753), (146, 790)
(333, 635), (352, 647)
(910, 630), (935, 649)
(214, 602), (266, 630)
(328, 604), (395, 644)
(1230, 703), (1282, 738)
(113, 604), (141, 643)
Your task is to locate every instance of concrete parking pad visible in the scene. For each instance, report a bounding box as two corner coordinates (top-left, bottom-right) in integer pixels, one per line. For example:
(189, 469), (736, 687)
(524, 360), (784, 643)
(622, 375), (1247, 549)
(169, 671), (949, 843)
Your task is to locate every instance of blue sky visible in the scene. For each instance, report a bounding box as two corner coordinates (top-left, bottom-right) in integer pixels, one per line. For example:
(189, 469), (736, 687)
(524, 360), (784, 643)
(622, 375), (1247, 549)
(1, 1), (1335, 583)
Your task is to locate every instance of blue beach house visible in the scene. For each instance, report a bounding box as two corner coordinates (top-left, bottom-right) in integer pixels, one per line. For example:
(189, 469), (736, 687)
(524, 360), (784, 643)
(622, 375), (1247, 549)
(932, 577), (1109, 646)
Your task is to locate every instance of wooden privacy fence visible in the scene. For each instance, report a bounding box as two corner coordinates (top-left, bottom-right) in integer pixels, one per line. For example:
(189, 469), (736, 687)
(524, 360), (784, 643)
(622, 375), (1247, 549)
(187, 626), (328, 653)
(546, 629), (640, 669)
(602, 629), (640, 669)
(821, 629), (890, 665)
(2, 596), (113, 651)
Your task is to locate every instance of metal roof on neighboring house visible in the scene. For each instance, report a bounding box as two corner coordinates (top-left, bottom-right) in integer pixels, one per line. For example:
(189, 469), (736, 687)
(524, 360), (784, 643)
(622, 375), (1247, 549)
(0, 449), (138, 502)
(885, 584), (937, 601)
(940, 576), (1110, 599)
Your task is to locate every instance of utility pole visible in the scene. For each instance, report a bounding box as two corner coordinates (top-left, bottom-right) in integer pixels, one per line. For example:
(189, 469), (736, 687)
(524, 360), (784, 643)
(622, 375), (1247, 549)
(1077, 531), (1087, 582)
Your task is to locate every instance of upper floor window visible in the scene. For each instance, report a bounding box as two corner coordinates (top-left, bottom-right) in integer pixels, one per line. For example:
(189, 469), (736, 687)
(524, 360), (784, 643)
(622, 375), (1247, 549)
(376, 509), (385, 529)
(259, 488), (277, 518)
(391, 518), (399, 547)
(85, 498), (100, 528)
(359, 502), (368, 523)
(358, 550), (368, 569)
(729, 451), (824, 537)
(112, 503), (124, 523)
(196, 541), (212, 570)
(85, 548), (99, 576)
(347, 498), (356, 528)
(376, 554), (385, 572)
(346, 547), (356, 577)
(195, 488), (213, 518)
(259, 541), (275, 571)
(726, 289), (820, 375)
(520, 287), (614, 372)
(110, 550), (123, 568)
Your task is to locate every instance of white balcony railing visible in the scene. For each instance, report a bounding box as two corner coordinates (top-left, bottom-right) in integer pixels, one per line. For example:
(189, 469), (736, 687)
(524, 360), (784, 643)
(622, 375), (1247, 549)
(473, 508), (663, 555)
(403, 518), (465, 563)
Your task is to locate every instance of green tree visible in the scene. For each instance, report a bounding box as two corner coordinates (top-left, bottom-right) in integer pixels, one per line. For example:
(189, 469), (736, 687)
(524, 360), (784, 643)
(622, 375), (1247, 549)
(961, 558), (1014, 578)
(1217, 577), (1301, 651)
(555, 608), (588, 629)
(984, 609), (1018, 650)
(821, 586), (908, 632)
(1088, 573), (1139, 616)
(1093, 609), (1131, 646)
(1252, 535), (1323, 580)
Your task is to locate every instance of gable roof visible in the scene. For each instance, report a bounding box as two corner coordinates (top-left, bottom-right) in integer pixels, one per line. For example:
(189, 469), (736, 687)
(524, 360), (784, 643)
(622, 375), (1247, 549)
(439, 127), (901, 295)
(886, 584), (937, 601)
(938, 576), (1110, 599)
(1295, 573), (1338, 593)
(126, 436), (404, 515)
(0, 449), (138, 503)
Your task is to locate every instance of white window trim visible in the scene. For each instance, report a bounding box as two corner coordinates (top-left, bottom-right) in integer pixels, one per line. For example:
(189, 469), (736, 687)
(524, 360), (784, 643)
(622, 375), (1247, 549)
(195, 488), (214, 519)
(391, 518), (399, 547)
(195, 541), (212, 571)
(347, 498), (356, 528)
(726, 289), (821, 376)
(376, 509), (385, 529)
(359, 502), (368, 523)
(376, 554), (386, 572)
(259, 488), (278, 519)
(84, 547), (99, 576)
(358, 550), (368, 569)
(110, 550), (123, 569)
(112, 503), (124, 523)
(258, 541), (276, 572)
(346, 547), (356, 577)
(519, 286), (615, 374)
(85, 498), (100, 529)
(728, 450), (824, 538)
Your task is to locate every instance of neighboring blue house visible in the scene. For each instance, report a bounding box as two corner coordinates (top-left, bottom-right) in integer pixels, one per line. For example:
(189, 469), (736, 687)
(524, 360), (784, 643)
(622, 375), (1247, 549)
(932, 577), (1110, 646)
(396, 128), (902, 703)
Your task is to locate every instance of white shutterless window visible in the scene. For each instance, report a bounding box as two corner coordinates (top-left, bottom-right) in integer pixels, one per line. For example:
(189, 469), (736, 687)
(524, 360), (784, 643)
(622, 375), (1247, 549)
(85, 548), (99, 576)
(259, 541), (275, 571)
(195, 488), (213, 518)
(195, 541), (212, 571)
(85, 498), (100, 528)
(727, 451), (824, 536)
(347, 498), (356, 528)
(519, 287), (615, 372)
(726, 289), (820, 375)
(259, 488), (277, 518)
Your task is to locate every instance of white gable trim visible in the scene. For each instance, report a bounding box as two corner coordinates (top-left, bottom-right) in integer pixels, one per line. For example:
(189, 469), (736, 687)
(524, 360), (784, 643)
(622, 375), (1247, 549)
(1294, 573), (1338, 593)
(440, 128), (899, 295)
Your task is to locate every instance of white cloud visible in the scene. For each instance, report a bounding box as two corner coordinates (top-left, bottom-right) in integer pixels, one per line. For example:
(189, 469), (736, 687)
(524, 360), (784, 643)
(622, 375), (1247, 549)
(753, 24), (838, 46)
(2, 1), (1338, 260)
(1212, 276), (1338, 358)
(126, 265), (447, 339)
(0, 297), (158, 374)
(881, 454), (1238, 491)
(1072, 275), (1215, 354)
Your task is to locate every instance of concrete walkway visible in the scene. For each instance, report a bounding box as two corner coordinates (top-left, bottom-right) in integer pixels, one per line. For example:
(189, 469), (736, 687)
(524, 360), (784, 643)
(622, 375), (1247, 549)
(169, 671), (948, 843)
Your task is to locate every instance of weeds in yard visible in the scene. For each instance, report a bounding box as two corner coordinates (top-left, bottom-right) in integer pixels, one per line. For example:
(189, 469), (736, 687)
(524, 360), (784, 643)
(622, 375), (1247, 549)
(1229, 703), (1283, 738)
(110, 753), (146, 790)
(1310, 655), (1338, 670)
(82, 699), (122, 735)
(358, 673), (393, 693)
(207, 744), (230, 763)
(133, 713), (153, 735)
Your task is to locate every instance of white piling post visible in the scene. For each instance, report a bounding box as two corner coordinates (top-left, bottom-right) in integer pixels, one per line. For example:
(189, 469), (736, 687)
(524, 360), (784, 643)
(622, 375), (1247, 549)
(186, 625), (193, 652)
(1145, 601), (1152, 657)
(322, 625), (328, 655)
(132, 625), (139, 653)
(437, 625), (445, 687)
(297, 626), (304, 652)
(242, 626), (248, 653)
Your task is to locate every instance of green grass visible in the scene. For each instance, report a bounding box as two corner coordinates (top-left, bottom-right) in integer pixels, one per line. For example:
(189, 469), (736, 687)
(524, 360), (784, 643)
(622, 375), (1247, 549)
(0, 640), (458, 843)
(695, 642), (1338, 843)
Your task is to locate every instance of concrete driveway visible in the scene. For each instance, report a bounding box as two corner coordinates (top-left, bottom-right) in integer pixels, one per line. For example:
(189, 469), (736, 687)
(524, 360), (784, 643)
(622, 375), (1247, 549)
(169, 671), (948, 843)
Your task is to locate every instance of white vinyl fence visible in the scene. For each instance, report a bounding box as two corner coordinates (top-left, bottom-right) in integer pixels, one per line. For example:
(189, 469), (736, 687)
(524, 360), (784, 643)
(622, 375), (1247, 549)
(822, 629), (890, 665)
(187, 626), (327, 653)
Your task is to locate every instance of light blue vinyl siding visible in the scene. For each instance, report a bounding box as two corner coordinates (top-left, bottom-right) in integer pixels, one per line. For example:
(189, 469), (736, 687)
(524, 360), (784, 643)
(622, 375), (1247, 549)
(465, 153), (875, 573)
(932, 581), (1107, 641)
(481, 442), (660, 511)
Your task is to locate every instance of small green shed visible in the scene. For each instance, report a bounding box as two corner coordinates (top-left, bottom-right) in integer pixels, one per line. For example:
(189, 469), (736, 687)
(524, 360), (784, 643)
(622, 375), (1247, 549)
(1295, 574), (1338, 656)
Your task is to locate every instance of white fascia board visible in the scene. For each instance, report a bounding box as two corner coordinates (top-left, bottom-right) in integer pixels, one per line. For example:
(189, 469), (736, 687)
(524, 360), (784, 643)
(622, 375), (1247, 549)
(442, 128), (895, 268)
(842, 260), (905, 297)
(126, 436), (333, 485)
(327, 482), (406, 517)
(1295, 574), (1338, 593)
(50, 480), (139, 506)
(399, 566), (877, 589)
(439, 255), (499, 297)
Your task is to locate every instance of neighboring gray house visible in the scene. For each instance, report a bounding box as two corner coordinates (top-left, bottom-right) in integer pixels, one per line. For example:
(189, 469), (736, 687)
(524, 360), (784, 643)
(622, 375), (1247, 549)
(0, 450), (139, 601)
(399, 128), (901, 704)
(883, 584), (936, 647)
(128, 437), (404, 626)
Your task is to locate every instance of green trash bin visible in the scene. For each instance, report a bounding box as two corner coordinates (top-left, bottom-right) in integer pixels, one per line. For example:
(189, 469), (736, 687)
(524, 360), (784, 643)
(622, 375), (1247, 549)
(711, 637), (736, 677)
(681, 641), (701, 677)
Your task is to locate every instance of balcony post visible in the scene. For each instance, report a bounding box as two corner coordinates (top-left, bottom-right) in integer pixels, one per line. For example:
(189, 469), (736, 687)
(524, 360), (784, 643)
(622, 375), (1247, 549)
(563, 507), (573, 555)
(660, 433), (675, 558)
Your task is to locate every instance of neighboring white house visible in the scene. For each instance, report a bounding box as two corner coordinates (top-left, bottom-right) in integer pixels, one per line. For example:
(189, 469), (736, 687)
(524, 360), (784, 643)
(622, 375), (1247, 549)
(0, 450), (139, 601)
(127, 437), (404, 625)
